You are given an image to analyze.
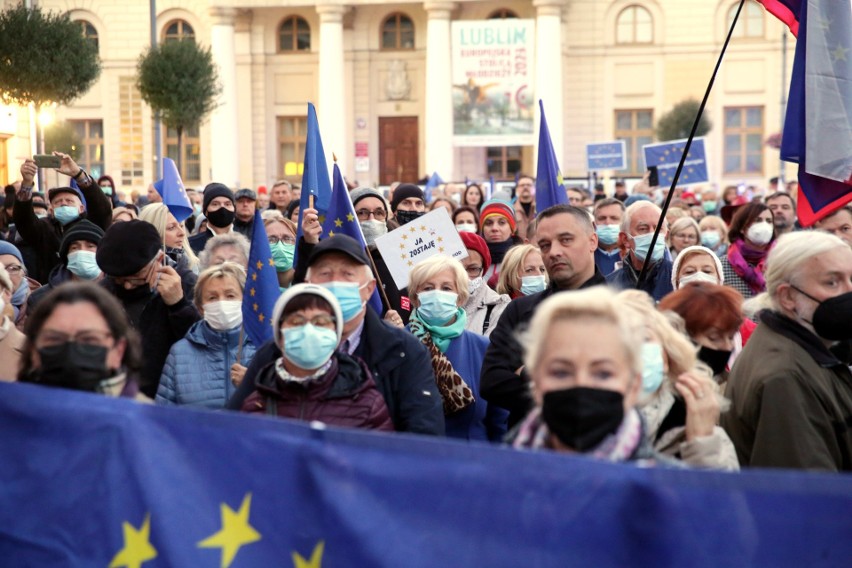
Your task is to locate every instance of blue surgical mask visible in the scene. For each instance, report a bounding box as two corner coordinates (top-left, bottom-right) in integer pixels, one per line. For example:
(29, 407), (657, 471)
(318, 281), (366, 322)
(520, 275), (547, 296)
(282, 323), (338, 370)
(66, 250), (101, 280)
(596, 224), (620, 246)
(100, 185), (113, 196)
(630, 232), (666, 263)
(641, 343), (666, 395)
(700, 231), (721, 249)
(416, 290), (459, 326)
(35, 211), (48, 219)
(54, 206), (80, 226)
(270, 242), (295, 272)
(194, 204), (202, 216)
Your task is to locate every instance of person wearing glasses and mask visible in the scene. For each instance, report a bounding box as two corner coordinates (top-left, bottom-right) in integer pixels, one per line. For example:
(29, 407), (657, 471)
(241, 283), (393, 431)
(265, 216), (298, 290)
(97, 220), (199, 398)
(18, 282), (148, 402)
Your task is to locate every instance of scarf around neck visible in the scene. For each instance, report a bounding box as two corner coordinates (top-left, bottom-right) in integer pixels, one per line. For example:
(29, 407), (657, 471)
(486, 237), (515, 266)
(409, 307), (466, 353)
(727, 239), (767, 294)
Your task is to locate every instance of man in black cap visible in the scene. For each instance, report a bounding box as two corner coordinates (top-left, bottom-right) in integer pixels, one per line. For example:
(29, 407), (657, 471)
(227, 234), (444, 435)
(14, 154), (112, 284)
(27, 220), (105, 310)
(390, 183), (426, 226)
(188, 183), (236, 253)
(233, 188), (257, 239)
(97, 219), (199, 397)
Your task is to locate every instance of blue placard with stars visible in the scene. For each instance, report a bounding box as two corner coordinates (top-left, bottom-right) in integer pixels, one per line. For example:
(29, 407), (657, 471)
(642, 137), (709, 187)
(586, 141), (627, 171)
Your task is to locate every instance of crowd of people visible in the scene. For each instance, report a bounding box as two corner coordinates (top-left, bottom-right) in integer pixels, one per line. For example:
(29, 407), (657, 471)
(2, 152), (851, 472)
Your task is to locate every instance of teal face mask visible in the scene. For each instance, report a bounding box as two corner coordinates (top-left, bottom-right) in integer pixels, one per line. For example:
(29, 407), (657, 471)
(702, 200), (717, 213)
(416, 290), (459, 326)
(282, 323), (338, 370)
(66, 250), (101, 280)
(641, 343), (666, 395)
(100, 185), (113, 196)
(700, 231), (721, 249)
(596, 224), (620, 246)
(319, 281), (366, 322)
(270, 242), (295, 272)
(630, 232), (666, 263)
(54, 206), (80, 226)
(520, 275), (547, 296)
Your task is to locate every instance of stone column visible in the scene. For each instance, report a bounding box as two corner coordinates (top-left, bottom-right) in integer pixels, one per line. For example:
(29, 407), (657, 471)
(534, 0), (564, 168)
(209, 7), (240, 186)
(317, 1), (347, 174)
(424, 2), (456, 178)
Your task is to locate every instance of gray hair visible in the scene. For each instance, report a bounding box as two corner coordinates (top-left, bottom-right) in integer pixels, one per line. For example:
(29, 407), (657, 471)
(621, 201), (664, 234)
(199, 232), (251, 270)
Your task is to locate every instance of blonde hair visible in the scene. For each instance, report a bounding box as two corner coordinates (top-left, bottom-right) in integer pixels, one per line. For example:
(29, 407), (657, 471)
(698, 215), (729, 245)
(0, 263), (12, 294)
(112, 206), (137, 222)
(667, 216), (701, 248)
(264, 216), (296, 237)
(261, 209), (285, 222)
(496, 244), (544, 296)
(521, 286), (642, 377)
(408, 255), (470, 307)
(748, 231), (848, 314)
(193, 262), (247, 308)
(139, 203), (199, 270)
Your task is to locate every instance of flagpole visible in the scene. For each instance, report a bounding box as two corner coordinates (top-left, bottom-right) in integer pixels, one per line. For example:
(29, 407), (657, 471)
(637, 0), (746, 288)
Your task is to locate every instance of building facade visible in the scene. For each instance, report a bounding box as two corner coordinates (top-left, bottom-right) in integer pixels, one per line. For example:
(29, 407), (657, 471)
(0, 0), (795, 192)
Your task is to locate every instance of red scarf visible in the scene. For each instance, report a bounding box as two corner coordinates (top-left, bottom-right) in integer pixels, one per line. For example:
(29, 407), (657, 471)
(727, 239), (768, 294)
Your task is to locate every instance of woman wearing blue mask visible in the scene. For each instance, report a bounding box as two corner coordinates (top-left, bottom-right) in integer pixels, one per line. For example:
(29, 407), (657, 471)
(616, 290), (739, 470)
(408, 255), (508, 441)
(241, 283), (393, 431)
(264, 217), (297, 290)
(496, 244), (548, 299)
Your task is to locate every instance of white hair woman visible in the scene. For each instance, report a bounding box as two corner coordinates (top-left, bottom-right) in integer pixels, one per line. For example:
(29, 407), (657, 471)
(408, 255), (508, 441)
(616, 290), (739, 470)
(510, 286), (679, 465)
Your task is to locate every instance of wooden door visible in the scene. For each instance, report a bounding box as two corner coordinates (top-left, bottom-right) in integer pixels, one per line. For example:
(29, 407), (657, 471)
(379, 117), (418, 185)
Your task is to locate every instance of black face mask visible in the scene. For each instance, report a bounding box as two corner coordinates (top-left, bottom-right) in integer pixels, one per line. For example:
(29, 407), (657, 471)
(698, 345), (732, 376)
(395, 209), (425, 226)
(792, 286), (852, 341)
(31, 342), (112, 392)
(206, 207), (235, 228)
(541, 387), (625, 452)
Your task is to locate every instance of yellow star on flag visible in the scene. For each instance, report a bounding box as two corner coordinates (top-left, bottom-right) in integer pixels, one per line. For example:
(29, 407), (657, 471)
(832, 44), (848, 62)
(292, 541), (325, 568)
(346, 213), (354, 222)
(253, 303), (258, 311)
(198, 493), (261, 568)
(259, 313), (265, 322)
(268, 258), (275, 267)
(252, 273), (257, 282)
(250, 287), (256, 297)
(109, 514), (157, 568)
(256, 260), (263, 270)
(334, 218), (343, 227)
(328, 230), (335, 237)
(556, 170), (564, 186)
(318, 215), (326, 224)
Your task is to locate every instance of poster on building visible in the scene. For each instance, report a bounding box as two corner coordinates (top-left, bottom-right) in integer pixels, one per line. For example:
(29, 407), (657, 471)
(643, 138), (710, 187)
(451, 19), (535, 147)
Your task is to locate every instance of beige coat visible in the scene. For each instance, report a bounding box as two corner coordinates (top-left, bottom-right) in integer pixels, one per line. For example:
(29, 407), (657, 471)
(0, 316), (25, 381)
(513, 199), (536, 241)
(462, 282), (511, 338)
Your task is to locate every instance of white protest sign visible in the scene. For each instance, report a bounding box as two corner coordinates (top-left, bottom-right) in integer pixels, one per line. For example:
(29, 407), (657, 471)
(375, 207), (468, 290)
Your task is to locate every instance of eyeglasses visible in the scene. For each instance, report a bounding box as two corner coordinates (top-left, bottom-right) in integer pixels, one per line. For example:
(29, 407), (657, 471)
(282, 314), (337, 328)
(36, 329), (113, 349)
(356, 208), (387, 221)
(3, 264), (23, 274)
(673, 233), (698, 242)
(268, 235), (296, 245)
(465, 265), (483, 277)
(111, 259), (156, 288)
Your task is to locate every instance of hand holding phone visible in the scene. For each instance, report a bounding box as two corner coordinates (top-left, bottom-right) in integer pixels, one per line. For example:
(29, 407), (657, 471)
(33, 154), (61, 169)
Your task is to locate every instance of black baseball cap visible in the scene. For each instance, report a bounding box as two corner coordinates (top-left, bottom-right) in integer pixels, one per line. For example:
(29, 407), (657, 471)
(307, 235), (369, 267)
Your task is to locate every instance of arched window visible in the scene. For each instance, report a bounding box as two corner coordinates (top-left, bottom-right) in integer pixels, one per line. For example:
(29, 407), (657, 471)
(79, 20), (98, 50)
(616, 5), (653, 44)
(278, 16), (310, 52)
(163, 19), (195, 43)
(728, 1), (764, 38)
(381, 13), (414, 50)
(488, 9), (519, 19)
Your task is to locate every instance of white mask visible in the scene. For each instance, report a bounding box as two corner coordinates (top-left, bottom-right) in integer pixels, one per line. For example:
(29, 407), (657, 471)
(678, 271), (719, 288)
(468, 276), (484, 295)
(456, 223), (477, 233)
(746, 223), (774, 246)
(203, 300), (243, 331)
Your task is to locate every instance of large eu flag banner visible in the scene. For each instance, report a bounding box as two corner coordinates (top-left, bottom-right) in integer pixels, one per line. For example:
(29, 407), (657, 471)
(2, 382), (852, 567)
(643, 138), (709, 187)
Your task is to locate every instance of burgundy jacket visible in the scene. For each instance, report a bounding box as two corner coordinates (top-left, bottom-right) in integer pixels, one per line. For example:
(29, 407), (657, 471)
(242, 352), (394, 432)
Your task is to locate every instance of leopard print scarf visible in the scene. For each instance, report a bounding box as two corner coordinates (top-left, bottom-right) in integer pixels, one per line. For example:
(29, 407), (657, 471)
(409, 318), (475, 415)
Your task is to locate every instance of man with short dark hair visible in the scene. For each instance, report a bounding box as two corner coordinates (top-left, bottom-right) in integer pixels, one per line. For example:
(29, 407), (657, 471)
(766, 192), (797, 235)
(480, 205), (605, 426)
(593, 198), (625, 276)
(270, 180), (292, 213)
(814, 206), (852, 245)
(233, 188), (257, 238)
(512, 175), (536, 239)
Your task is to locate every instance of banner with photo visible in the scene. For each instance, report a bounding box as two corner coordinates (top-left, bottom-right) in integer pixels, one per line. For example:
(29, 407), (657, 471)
(451, 19), (535, 147)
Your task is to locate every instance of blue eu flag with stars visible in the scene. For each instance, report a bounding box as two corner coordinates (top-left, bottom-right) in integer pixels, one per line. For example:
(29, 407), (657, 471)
(322, 163), (384, 315)
(242, 210), (280, 346)
(153, 157), (193, 223)
(295, 103), (334, 268)
(536, 99), (568, 212)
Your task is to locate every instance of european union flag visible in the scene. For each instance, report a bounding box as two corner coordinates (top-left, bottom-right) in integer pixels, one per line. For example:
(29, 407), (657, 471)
(242, 210), (280, 346)
(153, 157), (193, 223)
(295, 103), (333, 267)
(642, 138), (709, 188)
(322, 163), (384, 315)
(587, 141), (627, 171)
(535, 100), (567, 212)
(424, 172), (443, 203)
(3, 381), (852, 566)
(775, 0), (852, 225)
